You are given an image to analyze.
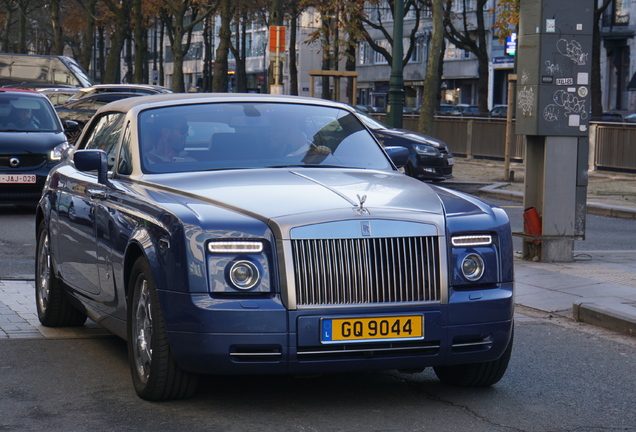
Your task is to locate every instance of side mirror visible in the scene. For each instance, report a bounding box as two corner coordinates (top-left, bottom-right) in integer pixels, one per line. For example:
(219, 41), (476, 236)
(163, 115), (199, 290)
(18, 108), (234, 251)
(64, 120), (80, 132)
(73, 149), (110, 185)
(384, 146), (410, 168)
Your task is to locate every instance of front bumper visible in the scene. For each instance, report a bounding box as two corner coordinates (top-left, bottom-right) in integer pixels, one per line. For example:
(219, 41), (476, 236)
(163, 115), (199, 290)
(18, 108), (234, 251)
(0, 167), (51, 203)
(160, 282), (514, 376)
(409, 153), (454, 181)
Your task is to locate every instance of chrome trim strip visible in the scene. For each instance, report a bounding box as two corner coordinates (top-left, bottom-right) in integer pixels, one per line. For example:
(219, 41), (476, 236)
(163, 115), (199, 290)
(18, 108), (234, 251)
(452, 341), (492, 348)
(229, 352), (282, 357)
(297, 345), (441, 356)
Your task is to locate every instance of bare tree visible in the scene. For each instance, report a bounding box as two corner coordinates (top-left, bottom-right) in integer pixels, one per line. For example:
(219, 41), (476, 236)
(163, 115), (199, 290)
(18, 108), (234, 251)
(161, 0), (218, 92)
(443, 0), (490, 114)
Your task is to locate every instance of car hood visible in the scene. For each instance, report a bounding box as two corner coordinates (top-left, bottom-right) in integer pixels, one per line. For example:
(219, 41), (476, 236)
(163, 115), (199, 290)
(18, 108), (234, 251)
(0, 130), (66, 154)
(144, 168), (447, 231)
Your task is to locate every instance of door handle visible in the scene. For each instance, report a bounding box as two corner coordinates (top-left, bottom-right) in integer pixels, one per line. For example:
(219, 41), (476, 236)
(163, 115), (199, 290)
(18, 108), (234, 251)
(87, 188), (109, 200)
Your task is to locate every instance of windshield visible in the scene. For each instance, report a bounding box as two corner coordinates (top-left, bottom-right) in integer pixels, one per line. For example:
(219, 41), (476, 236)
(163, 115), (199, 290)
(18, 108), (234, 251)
(139, 102), (393, 174)
(354, 110), (387, 130)
(0, 93), (61, 132)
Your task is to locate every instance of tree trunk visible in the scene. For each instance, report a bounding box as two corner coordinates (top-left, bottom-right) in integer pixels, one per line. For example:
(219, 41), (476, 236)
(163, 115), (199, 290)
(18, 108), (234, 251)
(17, 1), (27, 53)
(289, 11), (299, 96)
(133, 0), (146, 84)
(203, 17), (213, 92)
(591, 0), (612, 119)
(50, 0), (64, 55)
(3, 6), (14, 53)
(419, 0), (444, 135)
(320, 15), (331, 100)
(102, 2), (130, 83)
(79, 0), (97, 75)
(212, 0), (231, 92)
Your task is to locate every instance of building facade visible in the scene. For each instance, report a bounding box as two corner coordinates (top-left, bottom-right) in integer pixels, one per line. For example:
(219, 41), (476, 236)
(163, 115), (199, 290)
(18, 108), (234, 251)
(139, 1), (634, 116)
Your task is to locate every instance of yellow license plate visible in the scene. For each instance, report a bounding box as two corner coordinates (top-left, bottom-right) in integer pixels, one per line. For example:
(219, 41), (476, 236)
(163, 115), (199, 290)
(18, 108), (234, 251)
(321, 315), (423, 343)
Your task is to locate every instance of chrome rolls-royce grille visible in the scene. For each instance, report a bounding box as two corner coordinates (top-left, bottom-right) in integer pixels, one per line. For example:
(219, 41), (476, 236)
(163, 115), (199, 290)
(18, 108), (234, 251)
(291, 236), (441, 306)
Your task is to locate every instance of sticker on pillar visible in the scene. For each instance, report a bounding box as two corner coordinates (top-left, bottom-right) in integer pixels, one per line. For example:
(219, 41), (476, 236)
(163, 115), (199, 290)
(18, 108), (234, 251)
(577, 72), (589, 85)
(569, 115), (580, 127)
(578, 87), (588, 98)
(546, 19), (556, 33)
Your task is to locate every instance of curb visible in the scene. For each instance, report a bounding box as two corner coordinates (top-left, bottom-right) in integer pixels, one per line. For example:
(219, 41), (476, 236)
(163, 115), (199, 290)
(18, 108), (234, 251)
(470, 183), (636, 219)
(573, 301), (636, 337)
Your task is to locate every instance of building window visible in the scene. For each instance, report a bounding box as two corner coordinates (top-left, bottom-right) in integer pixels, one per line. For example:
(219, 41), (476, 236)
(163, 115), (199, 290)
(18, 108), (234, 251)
(444, 43), (468, 60)
(603, 0), (630, 26)
(406, 38), (420, 63)
(374, 39), (390, 64)
(358, 42), (372, 65)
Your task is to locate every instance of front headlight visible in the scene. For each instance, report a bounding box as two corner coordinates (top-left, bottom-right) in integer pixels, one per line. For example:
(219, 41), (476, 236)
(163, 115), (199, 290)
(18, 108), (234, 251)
(229, 260), (260, 290)
(50, 142), (71, 161)
(461, 254), (485, 281)
(207, 240), (270, 294)
(413, 144), (440, 156)
(451, 234), (498, 287)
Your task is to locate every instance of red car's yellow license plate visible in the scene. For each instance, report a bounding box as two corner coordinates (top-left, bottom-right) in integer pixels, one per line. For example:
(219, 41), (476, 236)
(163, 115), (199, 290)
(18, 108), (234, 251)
(321, 315), (423, 343)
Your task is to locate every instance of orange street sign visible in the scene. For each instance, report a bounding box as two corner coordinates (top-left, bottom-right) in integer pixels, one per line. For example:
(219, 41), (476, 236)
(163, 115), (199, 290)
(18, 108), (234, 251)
(269, 26), (286, 52)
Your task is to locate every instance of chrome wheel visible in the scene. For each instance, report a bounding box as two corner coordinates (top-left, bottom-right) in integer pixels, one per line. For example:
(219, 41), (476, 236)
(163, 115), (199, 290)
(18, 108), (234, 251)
(127, 256), (198, 400)
(36, 231), (51, 315)
(132, 278), (153, 384)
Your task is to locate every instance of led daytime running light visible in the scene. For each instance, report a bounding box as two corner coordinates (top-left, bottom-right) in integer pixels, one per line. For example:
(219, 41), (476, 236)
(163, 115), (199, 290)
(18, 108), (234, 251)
(208, 241), (263, 253)
(451, 235), (492, 247)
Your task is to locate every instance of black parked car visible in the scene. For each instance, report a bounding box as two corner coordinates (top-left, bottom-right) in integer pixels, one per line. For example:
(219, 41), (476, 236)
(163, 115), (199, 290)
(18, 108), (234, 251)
(64, 83), (172, 104)
(0, 89), (74, 203)
(56, 93), (143, 143)
(355, 111), (454, 181)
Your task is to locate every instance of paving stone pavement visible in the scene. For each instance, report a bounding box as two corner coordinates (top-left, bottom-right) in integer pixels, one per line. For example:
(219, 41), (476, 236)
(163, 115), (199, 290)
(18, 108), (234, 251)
(0, 280), (110, 339)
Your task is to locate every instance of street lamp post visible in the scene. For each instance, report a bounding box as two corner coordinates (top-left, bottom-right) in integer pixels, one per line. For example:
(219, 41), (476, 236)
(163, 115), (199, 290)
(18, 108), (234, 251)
(386, 0), (404, 128)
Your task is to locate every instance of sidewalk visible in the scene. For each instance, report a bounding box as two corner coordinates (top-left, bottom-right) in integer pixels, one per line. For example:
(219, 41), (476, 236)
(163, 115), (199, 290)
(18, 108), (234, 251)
(1, 159), (635, 339)
(449, 158), (636, 337)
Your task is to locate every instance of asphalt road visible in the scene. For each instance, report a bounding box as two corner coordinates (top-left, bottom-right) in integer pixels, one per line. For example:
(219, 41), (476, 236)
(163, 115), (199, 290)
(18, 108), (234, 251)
(2, 197), (636, 430)
(1, 314), (635, 431)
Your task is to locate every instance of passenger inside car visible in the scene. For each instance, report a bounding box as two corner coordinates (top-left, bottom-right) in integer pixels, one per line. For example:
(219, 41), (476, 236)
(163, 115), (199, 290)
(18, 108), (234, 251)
(8, 107), (39, 130)
(146, 115), (194, 163)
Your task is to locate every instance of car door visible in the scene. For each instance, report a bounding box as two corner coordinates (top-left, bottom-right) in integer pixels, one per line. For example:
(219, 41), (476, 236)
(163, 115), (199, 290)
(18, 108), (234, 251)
(55, 112), (126, 297)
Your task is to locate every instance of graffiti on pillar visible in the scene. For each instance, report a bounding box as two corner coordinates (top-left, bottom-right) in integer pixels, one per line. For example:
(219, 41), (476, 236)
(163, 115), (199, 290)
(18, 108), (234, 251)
(517, 86), (535, 116)
(543, 104), (559, 121)
(557, 39), (588, 65)
(545, 61), (562, 75)
(543, 89), (587, 124)
(520, 69), (530, 85)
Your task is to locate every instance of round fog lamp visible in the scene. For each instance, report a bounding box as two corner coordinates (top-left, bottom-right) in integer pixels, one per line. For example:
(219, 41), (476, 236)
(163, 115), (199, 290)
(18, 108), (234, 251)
(461, 254), (485, 281)
(229, 260), (260, 290)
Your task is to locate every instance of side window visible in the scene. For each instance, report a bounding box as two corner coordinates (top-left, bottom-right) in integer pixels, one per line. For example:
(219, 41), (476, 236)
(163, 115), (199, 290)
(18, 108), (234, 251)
(117, 123), (132, 175)
(74, 100), (94, 110)
(82, 112), (126, 171)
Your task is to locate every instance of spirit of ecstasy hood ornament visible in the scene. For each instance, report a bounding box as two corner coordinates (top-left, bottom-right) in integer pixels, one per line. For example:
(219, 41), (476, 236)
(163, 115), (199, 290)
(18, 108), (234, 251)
(355, 194), (369, 215)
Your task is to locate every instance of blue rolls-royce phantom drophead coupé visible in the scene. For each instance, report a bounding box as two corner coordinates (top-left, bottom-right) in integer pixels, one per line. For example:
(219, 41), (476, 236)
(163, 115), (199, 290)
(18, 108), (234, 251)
(35, 93), (514, 400)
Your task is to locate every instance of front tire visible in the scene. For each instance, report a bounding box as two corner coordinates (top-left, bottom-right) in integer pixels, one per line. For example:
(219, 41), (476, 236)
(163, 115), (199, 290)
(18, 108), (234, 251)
(35, 221), (87, 327)
(127, 257), (198, 401)
(434, 329), (514, 387)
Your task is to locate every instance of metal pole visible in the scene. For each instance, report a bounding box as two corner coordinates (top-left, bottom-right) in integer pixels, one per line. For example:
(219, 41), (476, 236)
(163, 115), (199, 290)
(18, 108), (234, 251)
(386, 0), (404, 128)
(504, 74), (516, 181)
